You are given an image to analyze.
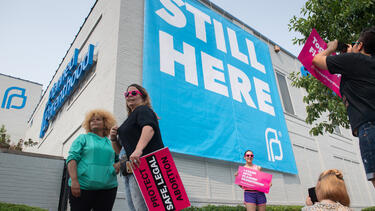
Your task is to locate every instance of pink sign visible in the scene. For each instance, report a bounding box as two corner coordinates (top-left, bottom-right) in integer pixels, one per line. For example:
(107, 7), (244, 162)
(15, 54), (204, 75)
(235, 166), (272, 193)
(132, 147), (190, 211)
(298, 28), (341, 97)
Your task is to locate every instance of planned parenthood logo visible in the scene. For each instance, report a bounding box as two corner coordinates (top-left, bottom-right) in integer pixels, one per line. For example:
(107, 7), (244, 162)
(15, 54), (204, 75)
(265, 128), (283, 162)
(1, 86), (27, 110)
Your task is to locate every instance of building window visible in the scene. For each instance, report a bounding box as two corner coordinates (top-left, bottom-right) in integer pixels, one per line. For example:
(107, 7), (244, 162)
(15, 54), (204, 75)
(276, 71), (294, 114)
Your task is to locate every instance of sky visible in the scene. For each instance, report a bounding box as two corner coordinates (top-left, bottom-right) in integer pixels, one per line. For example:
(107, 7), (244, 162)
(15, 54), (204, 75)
(0, 0), (306, 90)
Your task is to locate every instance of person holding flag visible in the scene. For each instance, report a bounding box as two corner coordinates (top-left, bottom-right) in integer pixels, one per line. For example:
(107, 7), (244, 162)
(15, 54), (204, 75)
(312, 26), (375, 188)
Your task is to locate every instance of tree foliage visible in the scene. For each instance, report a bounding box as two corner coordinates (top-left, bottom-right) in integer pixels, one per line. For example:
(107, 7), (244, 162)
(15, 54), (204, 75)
(0, 124), (38, 151)
(0, 125), (11, 148)
(288, 0), (375, 135)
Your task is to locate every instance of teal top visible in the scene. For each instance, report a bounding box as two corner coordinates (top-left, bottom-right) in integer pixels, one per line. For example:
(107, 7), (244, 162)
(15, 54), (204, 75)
(66, 133), (118, 190)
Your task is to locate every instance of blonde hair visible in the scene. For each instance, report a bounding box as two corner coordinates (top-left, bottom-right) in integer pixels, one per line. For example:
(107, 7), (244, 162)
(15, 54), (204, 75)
(82, 109), (116, 137)
(126, 83), (152, 116)
(316, 169), (350, 206)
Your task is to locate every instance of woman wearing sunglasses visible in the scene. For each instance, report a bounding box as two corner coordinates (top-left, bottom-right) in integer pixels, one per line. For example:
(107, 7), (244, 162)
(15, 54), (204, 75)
(110, 83), (164, 210)
(236, 150), (267, 211)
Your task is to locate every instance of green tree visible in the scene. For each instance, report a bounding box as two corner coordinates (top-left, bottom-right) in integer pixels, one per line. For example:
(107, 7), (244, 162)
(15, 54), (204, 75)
(0, 124), (11, 148)
(288, 0), (375, 135)
(0, 124), (38, 151)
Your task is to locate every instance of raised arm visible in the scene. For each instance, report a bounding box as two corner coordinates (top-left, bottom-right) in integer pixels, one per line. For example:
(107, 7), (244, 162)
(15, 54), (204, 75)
(312, 40), (338, 70)
(110, 126), (121, 154)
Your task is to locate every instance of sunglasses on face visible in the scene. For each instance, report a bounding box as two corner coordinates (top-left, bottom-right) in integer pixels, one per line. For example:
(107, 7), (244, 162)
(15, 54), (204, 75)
(351, 41), (360, 47)
(245, 154), (254, 158)
(124, 90), (142, 98)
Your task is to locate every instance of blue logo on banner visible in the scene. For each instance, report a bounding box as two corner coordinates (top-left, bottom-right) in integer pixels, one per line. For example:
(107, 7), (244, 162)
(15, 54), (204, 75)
(143, 0), (297, 174)
(39, 44), (95, 138)
(1, 86), (27, 110)
(300, 66), (310, 77)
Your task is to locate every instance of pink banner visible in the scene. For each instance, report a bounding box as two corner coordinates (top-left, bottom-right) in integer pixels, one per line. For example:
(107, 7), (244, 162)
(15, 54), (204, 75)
(132, 147), (190, 211)
(298, 28), (341, 97)
(235, 166), (272, 193)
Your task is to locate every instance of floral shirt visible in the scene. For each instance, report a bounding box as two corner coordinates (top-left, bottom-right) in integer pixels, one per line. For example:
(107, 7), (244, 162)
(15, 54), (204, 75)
(302, 202), (352, 211)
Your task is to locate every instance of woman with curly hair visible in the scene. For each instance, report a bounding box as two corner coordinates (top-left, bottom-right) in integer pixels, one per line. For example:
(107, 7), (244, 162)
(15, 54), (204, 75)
(302, 169), (351, 211)
(66, 109), (119, 211)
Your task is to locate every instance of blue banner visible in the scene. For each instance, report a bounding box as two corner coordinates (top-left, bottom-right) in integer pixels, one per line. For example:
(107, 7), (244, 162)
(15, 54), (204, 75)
(143, 0), (297, 174)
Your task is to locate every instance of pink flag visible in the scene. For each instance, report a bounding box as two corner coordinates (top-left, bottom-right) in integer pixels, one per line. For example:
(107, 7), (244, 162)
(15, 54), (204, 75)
(298, 28), (341, 97)
(132, 147), (190, 211)
(235, 166), (272, 193)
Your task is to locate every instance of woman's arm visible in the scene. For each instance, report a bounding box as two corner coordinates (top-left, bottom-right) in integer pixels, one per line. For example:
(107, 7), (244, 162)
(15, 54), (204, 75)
(67, 160), (81, 197)
(66, 134), (85, 197)
(111, 141), (122, 154)
(110, 126), (121, 154)
(130, 125), (154, 167)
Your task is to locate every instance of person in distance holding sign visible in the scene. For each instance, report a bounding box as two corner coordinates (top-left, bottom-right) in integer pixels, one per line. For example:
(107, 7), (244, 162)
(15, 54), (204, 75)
(235, 150), (267, 211)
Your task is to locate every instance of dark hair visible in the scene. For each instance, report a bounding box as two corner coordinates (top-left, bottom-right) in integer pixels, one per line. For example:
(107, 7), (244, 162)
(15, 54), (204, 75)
(359, 26), (375, 55)
(126, 83), (152, 116)
(243, 150), (253, 157)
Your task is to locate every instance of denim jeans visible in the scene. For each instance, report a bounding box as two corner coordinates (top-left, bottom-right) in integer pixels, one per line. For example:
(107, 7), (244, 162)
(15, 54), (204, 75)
(358, 122), (375, 180)
(119, 148), (148, 211)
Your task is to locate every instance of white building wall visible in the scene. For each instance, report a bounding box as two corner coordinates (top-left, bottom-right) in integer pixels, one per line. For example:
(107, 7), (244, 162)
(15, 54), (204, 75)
(24, 0), (375, 209)
(113, 0), (145, 124)
(0, 73), (42, 143)
(25, 0), (122, 158)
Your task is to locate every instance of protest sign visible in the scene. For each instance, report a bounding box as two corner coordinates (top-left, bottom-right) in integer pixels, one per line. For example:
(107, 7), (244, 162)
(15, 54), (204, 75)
(235, 166), (272, 193)
(133, 147), (190, 211)
(298, 28), (341, 97)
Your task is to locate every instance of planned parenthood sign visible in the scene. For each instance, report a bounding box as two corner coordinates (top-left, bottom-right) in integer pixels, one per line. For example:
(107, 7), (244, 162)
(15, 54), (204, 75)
(143, 0), (297, 174)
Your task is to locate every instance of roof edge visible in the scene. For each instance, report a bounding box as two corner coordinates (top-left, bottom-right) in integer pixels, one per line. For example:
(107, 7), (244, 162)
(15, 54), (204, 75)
(0, 73), (43, 87)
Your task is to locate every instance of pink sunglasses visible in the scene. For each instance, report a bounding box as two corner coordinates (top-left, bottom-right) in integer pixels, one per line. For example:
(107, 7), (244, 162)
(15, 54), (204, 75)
(124, 90), (142, 98)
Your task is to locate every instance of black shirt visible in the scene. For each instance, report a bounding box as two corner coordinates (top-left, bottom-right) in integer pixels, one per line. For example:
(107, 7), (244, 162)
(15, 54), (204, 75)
(118, 105), (164, 158)
(326, 53), (375, 135)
